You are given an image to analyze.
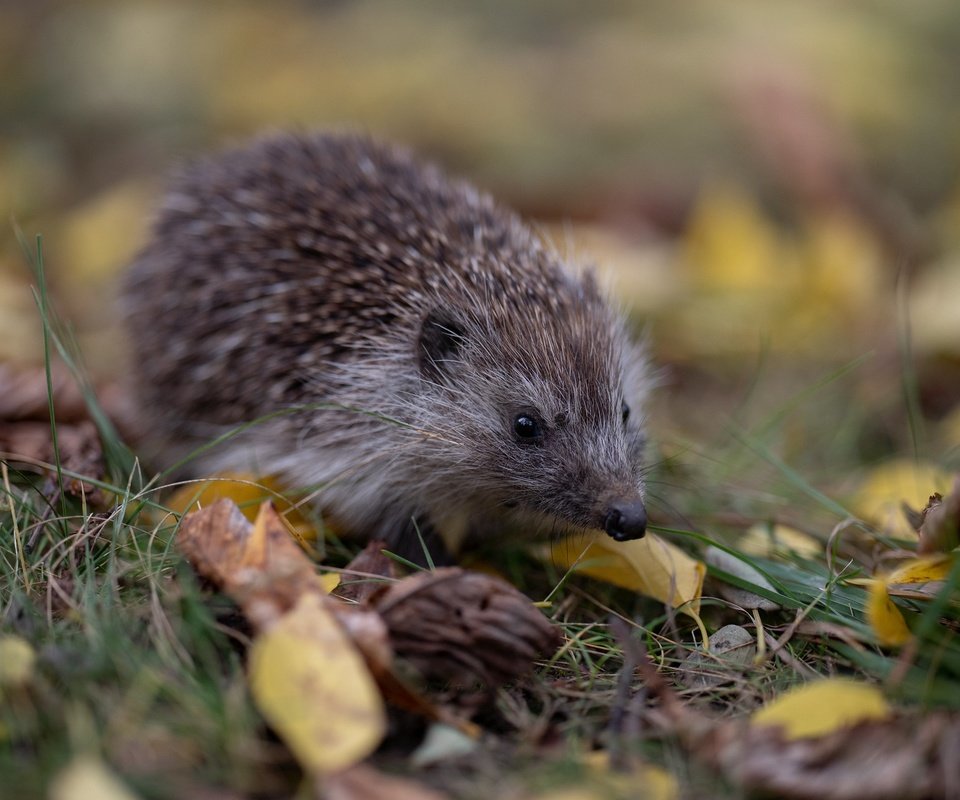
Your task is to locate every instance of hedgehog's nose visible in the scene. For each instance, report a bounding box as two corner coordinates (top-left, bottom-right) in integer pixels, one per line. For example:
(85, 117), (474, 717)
(604, 500), (647, 541)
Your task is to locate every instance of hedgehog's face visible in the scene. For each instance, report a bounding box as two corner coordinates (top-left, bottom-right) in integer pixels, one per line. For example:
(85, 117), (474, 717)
(417, 304), (651, 541)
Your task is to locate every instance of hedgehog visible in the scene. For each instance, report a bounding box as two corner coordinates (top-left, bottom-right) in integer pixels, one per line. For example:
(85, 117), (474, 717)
(123, 132), (653, 554)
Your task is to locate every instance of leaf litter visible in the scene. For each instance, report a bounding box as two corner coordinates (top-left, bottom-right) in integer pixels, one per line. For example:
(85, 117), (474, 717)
(176, 498), (561, 791)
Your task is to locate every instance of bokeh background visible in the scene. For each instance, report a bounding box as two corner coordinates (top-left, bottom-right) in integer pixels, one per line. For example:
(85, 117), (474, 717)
(3, 0), (960, 512)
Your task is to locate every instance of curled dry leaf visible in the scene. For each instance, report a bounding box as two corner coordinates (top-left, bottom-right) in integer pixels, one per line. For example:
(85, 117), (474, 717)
(335, 539), (398, 604)
(371, 567), (562, 692)
(176, 499), (324, 629)
(915, 474), (960, 554)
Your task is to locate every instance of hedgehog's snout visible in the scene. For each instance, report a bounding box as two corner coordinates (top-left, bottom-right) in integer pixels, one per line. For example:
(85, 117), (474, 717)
(603, 498), (647, 541)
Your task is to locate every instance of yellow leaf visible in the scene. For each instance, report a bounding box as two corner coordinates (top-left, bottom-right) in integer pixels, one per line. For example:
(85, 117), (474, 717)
(167, 472), (317, 541)
(909, 255), (960, 356)
(58, 180), (153, 284)
(0, 635), (35, 689)
(739, 523), (822, 559)
(683, 182), (787, 292)
(551, 533), (704, 616)
(751, 678), (890, 740)
(49, 755), (141, 800)
(801, 212), (882, 315)
(581, 750), (679, 800)
(248, 593), (385, 774)
(940, 405), (960, 450)
(851, 460), (951, 539)
(885, 554), (954, 586)
(865, 579), (911, 647)
(318, 572), (341, 594)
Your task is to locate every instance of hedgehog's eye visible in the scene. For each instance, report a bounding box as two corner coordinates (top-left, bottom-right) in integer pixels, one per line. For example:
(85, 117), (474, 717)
(513, 413), (543, 443)
(621, 401), (631, 426)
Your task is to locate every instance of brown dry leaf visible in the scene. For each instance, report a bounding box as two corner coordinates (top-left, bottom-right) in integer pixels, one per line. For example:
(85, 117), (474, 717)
(334, 539), (398, 604)
(719, 712), (959, 800)
(915, 475), (960, 554)
(372, 567), (562, 693)
(177, 499), (322, 629)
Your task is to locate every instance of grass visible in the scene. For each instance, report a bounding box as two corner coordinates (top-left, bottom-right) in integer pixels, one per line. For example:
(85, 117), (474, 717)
(2, 250), (959, 798)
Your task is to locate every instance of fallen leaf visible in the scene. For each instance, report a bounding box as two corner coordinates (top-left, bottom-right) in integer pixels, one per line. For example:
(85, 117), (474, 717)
(851, 460), (951, 539)
(865, 580), (912, 647)
(739, 522), (822, 559)
(177, 500), (489, 733)
(0, 635), (35, 689)
(751, 678), (890, 740)
(683, 181), (788, 292)
(58, 180), (152, 284)
(886, 553), (955, 589)
(909, 254), (960, 356)
(318, 572), (341, 594)
(248, 593), (386, 775)
(550, 533), (704, 616)
(636, 637), (960, 800)
(859, 554), (955, 647)
(580, 750), (680, 800)
(334, 539), (398, 604)
(167, 472), (317, 542)
(177, 500), (322, 628)
(49, 755), (141, 800)
(915, 475), (960, 554)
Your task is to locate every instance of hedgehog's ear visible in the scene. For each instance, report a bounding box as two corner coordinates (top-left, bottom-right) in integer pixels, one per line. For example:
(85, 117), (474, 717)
(418, 308), (465, 382)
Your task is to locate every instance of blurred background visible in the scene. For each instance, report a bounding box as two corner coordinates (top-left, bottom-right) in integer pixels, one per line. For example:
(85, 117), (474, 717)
(2, 0), (960, 513)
